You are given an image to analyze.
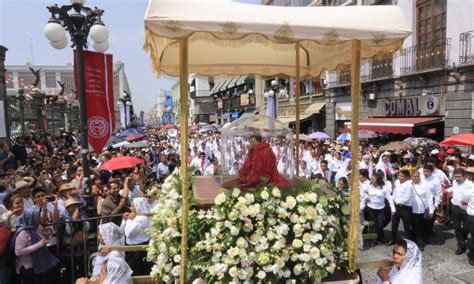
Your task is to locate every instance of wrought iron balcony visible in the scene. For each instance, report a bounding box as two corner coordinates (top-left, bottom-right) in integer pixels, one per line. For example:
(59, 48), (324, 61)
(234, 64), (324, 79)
(361, 56), (393, 81)
(460, 30), (474, 65)
(400, 38), (451, 75)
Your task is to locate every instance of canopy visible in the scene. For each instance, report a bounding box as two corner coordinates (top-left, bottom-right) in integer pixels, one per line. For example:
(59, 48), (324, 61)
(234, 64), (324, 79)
(440, 133), (474, 147)
(99, 156), (144, 171)
(345, 117), (442, 135)
(144, 0), (410, 77)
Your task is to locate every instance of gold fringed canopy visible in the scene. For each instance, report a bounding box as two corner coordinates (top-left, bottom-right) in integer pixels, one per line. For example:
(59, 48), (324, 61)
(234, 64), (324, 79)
(144, 0), (410, 77)
(143, 0), (410, 280)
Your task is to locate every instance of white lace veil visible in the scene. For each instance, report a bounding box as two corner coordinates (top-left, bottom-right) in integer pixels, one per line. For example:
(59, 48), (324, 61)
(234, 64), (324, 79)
(103, 256), (133, 284)
(393, 239), (423, 283)
(133, 197), (151, 214)
(99, 222), (125, 247)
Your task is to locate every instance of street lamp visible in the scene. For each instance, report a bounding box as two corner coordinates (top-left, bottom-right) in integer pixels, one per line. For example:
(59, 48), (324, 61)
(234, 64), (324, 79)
(44, 0), (109, 201)
(117, 91), (131, 128)
(15, 88), (26, 134)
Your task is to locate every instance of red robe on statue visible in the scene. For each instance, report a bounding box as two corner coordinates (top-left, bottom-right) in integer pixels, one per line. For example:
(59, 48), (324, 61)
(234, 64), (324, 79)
(234, 142), (291, 190)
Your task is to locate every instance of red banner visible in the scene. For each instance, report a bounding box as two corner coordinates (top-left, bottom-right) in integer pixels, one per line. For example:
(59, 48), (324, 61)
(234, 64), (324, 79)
(74, 50), (115, 152)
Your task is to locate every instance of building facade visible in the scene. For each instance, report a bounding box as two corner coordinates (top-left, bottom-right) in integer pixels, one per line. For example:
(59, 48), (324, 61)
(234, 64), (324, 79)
(5, 61), (132, 133)
(262, 0), (474, 139)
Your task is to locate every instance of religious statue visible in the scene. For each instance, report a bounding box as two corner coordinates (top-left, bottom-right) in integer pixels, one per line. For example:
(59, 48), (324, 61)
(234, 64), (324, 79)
(223, 135), (291, 190)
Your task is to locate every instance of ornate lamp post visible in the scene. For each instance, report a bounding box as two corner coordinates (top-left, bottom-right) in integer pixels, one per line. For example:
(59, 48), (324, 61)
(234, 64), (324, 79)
(117, 90), (131, 128)
(44, 0), (109, 201)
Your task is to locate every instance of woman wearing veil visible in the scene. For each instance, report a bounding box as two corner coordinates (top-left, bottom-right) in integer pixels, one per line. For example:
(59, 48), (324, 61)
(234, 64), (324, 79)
(376, 152), (395, 181)
(359, 154), (373, 178)
(11, 207), (59, 283)
(121, 197), (153, 276)
(76, 256), (132, 284)
(335, 159), (351, 186)
(92, 222), (125, 277)
(375, 239), (423, 284)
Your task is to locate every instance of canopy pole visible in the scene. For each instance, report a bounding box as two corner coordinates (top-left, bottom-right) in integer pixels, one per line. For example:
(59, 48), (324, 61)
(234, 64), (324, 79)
(179, 37), (190, 284)
(348, 40), (361, 272)
(295, 43), (301, 176)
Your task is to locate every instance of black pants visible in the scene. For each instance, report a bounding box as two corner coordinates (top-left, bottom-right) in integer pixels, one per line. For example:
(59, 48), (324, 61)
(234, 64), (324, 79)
(452, 205), (469, 247)
(411, 213), (424, 246)
(126, 242), (154, 276)
(19, 266), (56, 284)
(422, 217), (435, 240)
(367, 207), (385, 242)
(60, 255), (86, 284)
(391, 205), (412, 241)
(467, 214), (474, 260)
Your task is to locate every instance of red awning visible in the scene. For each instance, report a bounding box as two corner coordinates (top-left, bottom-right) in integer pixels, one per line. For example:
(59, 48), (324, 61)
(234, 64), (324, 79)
(345, 117), (442, 135)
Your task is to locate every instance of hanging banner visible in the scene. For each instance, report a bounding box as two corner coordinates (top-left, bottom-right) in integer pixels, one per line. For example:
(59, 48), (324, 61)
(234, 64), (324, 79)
(74, 50), (115, 152)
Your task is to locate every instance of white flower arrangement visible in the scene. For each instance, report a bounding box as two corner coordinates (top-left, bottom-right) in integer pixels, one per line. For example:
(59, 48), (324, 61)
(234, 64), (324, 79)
(147, 170), (349, 283)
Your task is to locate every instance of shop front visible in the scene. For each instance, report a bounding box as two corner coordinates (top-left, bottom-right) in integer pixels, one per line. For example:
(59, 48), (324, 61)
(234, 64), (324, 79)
(335, 102), (352, 135)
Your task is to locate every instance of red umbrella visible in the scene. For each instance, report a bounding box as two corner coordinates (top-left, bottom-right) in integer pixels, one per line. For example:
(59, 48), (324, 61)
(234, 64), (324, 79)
(440, 133), (474, 146)
(163, 124), (173, 129)
(99, 156), (143, 171)
(125, 133), (145, 142)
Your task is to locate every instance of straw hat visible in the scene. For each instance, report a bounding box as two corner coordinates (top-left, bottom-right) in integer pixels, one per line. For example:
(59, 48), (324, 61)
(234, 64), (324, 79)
(59, 183), (74, 192)
(15, 180), (30, 191)
(23, 176), (35, 185)
(65, 198), (81, 208)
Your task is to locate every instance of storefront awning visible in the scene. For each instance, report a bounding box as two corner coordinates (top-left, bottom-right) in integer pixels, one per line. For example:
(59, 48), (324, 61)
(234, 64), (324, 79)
(304, 102), (325, 114)
(219, 79), (231, 92)
(278, 113), (312, 124)
(210, 80), (226, 94)
(344, 117), (442, 135)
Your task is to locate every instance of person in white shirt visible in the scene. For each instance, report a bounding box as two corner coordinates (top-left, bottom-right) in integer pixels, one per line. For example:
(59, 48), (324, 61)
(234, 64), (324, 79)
(420, 164), (442, 241)
(460, 181), (474, 265)
(410, 171), (434, 251)
(366, 171), (395, 246)
(121, 197), (153, 276)
(314, 160), (331, 184)
(14, 180), (34, 210)
(304, 146), (321, 177)
(190, 152), (209, 175)
(359, 154), (373, 178)
(228, 161), (240, 176)
(448, 168), (472, 255)
(388, 169), (414, 245)
(329, 151), (343, 183)
(204, 158), (219, 176)
(375, 152), (394, 182)
(297, 159), (311, 179)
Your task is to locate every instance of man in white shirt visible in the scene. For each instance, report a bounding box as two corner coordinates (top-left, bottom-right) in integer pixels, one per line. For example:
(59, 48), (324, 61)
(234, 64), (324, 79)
(14, 180), (34, 210)
(421, 164), (442, 241)
(461, 180), (474, 265)
(190, 152), (209, 175)
(388, 169), (414, 245)
(204, 158), (219, 176)
(314, 160), (331, 184)
(449, 168), (472, 255)
(304, 146), (321, 177)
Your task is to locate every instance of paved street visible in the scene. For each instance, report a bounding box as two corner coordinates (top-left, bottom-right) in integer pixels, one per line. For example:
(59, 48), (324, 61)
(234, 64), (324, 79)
(360, 223), (474, 283)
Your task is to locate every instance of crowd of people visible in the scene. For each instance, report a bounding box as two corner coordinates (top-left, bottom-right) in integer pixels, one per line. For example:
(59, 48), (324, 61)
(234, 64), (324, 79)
(0, 126), (473, 283)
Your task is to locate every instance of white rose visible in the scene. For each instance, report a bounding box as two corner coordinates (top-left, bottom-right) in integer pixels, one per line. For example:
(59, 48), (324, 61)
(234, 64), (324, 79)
(303, 193), (311, 202)
(215, 193), (227, 205)
(237, 237), (248, 248)
(290, 213), (299, 223)
(256, 271), (266, 279)
(296, 195), (304, 203)
(232, 188), (241, 197)
(230, 226), (239, 236)
(293, 264), (303, 275)
(303, 244), (311, 252)
(224, 220), (233, 228)
(272, 187), (281, 198)
(162, 275), (170, 282)
(283, 270), (291, 278)
(244, 193), (255, 204)
(309, 192), (318, 203)
(171, 265), (180, 277)
(261, 190), (270, 200)
(302, 233), (312, 242)
(292, 239), (303, 249)
(286, 196), (297, 209)
(326, 263), (336, 274)
(293, 224), (304, 237)
(173, 254), (180, 263)
(229, 266), (238, 278)
(298, 253), (311, 262)
(310, 247), (320, 259)
(228, 211), (239, 221)
(228, 247), (240, 258)
(315, 257), (323, 266)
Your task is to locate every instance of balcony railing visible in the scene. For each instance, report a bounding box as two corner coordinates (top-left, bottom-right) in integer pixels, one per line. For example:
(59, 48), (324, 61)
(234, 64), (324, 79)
(401, 38), (451, 75)
(460, 30), (474, 64)
(361, 56), (393, 81)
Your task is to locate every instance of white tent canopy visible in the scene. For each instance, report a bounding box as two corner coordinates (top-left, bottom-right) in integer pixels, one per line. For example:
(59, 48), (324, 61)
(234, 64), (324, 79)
(144, 0), (410, 77)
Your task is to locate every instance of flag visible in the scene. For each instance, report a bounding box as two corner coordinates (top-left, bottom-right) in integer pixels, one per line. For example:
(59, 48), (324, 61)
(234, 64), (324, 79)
(74, 50), (115, 152)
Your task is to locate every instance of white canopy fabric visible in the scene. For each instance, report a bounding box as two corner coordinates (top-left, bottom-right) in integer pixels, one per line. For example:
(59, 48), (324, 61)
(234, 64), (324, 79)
(144, 0), (410, 78)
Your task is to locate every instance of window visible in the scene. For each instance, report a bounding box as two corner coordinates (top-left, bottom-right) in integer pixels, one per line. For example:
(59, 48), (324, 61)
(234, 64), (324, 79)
(45, 72), (57, 88)
(18, 72), (40, 88)
(416, 0), (446, 44)
(5, 72), (14, 89)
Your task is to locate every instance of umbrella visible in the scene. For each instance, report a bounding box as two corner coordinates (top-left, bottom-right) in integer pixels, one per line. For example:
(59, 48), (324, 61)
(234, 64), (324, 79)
(124, 141), (148, 149)
(163, 124), (173, 129)
(379, 141), (413, 153)
(359, 129), (378, 139)
(99, 156), (144, 171)
(403, 137), (439, 148)
(105, 135), (125, 148)
(308, 131), (330, 140)
(199, 125), (217, 133)
(337, 133), (351, 141)
(119, 128), (142, 137)
(125, 133), (146, 142)
(440, 133), (474, 147)
(112, 141), (130, 149)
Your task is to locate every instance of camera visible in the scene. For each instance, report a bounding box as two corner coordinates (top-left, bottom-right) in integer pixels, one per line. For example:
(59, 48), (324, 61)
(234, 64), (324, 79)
(46, 196), (56, 202)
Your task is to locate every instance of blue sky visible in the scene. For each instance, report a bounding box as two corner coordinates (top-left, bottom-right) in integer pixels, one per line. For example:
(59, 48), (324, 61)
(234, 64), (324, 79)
(0, 0), (259, 114)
